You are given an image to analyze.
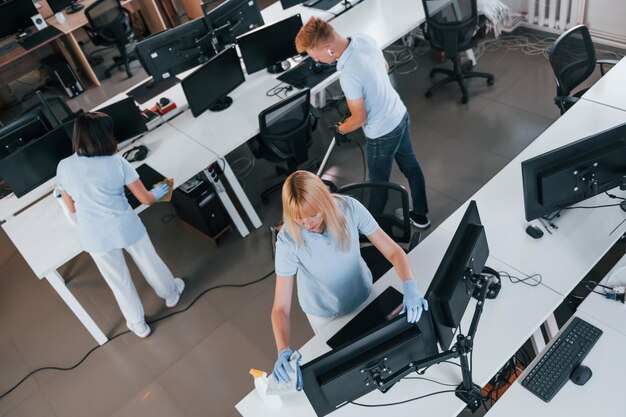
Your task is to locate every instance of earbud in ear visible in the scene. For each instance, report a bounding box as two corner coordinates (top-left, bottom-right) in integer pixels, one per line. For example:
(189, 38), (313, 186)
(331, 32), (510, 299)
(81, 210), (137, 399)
(327, 49), (334, 56)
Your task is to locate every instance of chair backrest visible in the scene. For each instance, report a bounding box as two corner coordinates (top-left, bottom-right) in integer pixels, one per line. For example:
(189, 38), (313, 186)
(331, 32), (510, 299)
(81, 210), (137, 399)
(422, 0), (478, 57)
(337, 181), (411, 244)
(549, 25), (596, 98)
(85, 0), (132, 44)
(258, 88), (313, 166)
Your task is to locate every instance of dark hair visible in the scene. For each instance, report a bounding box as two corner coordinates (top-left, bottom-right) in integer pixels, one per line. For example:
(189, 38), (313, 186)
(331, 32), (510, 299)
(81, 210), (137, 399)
(72, 112), (117, 157)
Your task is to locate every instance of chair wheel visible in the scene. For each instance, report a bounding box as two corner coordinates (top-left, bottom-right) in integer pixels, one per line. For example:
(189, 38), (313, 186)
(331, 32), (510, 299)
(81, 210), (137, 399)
(461, 96), (468, 104)
(425, 91), (433, 98)
(104, 71), (112, 79)
(487, 77), (495, 85)
(429, 69), (436, 78)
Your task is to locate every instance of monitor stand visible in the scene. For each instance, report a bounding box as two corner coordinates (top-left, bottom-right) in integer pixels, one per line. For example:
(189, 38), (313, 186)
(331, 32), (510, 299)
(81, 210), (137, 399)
(66, 1), (84, 14)
(267, 61), (291, 74)
(363, 273), (495, 412)
(127, 77), (180, 105)
(208, 96), (233, 112)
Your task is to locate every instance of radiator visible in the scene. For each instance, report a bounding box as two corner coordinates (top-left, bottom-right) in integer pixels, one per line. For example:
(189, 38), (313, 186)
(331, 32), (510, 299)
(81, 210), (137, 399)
(526, 0), (586, 30)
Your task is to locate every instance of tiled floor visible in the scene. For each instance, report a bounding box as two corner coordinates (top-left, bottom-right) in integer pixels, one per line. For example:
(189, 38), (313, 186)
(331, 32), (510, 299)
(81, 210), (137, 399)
(0, 5), (624, 416)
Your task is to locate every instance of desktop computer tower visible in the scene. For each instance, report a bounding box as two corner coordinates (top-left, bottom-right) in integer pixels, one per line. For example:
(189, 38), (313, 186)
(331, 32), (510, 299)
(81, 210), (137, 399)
(43, 57), (84, 98)
(171, 176), (229, 240)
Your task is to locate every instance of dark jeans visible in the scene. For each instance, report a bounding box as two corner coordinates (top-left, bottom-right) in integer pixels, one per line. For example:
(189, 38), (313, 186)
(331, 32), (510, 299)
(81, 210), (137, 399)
(366, 112), (429, 215)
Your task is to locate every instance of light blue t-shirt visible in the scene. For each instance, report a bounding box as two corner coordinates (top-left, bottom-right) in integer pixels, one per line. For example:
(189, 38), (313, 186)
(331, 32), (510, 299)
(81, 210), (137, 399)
(275, 196), (379, 317)
(56, 154), (146, 253)
(337, 34), (407, 139)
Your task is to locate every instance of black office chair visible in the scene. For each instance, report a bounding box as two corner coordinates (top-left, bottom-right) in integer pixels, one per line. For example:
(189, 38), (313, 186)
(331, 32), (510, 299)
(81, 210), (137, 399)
(549, 25), (617, 115)
(84, 0), (138, 78)
(248, 88), (322, 204)
(422, 0), (494, 103)
(337, 181), (420, 283)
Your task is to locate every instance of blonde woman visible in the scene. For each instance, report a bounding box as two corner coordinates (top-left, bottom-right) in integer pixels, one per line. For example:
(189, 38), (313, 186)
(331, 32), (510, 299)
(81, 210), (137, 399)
(271, 171), (428, 388)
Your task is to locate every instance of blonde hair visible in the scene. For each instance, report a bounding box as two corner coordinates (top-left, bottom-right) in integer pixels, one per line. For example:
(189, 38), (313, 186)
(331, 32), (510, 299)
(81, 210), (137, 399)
(295, 17), (337, 54)
(282, 170), (350, 250)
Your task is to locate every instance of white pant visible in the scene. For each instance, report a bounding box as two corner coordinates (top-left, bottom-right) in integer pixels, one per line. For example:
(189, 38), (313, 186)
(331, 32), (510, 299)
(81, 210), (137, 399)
(306, 313), (337, 334)
(90, 233), (177, 328)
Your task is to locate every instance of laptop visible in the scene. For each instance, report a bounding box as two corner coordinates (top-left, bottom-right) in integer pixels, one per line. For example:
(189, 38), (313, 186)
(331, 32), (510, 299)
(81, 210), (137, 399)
(326, 286), (404, 349)
(124, 163), (166, 209)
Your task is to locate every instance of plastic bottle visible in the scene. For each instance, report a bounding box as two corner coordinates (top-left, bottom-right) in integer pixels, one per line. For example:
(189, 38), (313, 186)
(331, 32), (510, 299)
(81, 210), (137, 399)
(249, 369), (283, 409)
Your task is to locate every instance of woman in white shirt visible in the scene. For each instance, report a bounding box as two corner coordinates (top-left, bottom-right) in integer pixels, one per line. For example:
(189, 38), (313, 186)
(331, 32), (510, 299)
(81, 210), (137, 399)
(56, 112), (184, 338)
(271, 170), (428, 388)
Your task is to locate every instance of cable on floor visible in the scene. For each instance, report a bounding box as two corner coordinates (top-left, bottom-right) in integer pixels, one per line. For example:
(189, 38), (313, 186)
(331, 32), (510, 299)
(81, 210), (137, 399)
(0, 269), (276, 401)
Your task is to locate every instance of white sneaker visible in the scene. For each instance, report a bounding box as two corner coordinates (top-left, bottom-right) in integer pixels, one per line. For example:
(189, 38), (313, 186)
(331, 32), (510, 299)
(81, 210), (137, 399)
(166, 278), (185, 308)
(128, 322), (151, 338)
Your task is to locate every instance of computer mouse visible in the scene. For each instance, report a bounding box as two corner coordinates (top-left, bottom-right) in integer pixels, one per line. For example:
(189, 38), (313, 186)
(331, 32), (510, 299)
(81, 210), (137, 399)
(159, 97), (170, 106)
(525, 224), (544, 239)
(570, 364), (592, 386)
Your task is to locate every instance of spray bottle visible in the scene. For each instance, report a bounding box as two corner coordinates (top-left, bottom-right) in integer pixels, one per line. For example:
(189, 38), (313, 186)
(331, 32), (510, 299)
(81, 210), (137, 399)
(249, 369), (283, 409)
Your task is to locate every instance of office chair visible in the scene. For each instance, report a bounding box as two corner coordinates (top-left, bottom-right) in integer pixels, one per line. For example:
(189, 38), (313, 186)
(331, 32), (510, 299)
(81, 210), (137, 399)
(549, 25), (617, 115)
(248, 89), (322, 204)
(422, 0), (494, 103)
(84, 0), (138, 78)
(337, 181), (420, 283)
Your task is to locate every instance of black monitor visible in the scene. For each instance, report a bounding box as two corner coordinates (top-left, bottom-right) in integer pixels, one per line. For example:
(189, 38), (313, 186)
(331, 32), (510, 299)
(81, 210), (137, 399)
(0, 0), (38, 38)
(181, 45), (245, 116)
(302, 201), (490, 416)
(205, 0), (264, 40)
(237, 14), (302, 74)
(425, 200), (488, 350)
(48, 0), (84, 14)
(96, 97), (147, 145)
(135, 18), (216, 84)
(280, 0), (304, 8)
(0, 122), (74, 198)
(521, 123), (626, 221)
(0, 109), (52, 159)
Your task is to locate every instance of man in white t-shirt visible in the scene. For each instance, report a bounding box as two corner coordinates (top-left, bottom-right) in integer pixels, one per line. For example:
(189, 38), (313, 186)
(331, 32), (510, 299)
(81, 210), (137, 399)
(296, 17), (430, 228)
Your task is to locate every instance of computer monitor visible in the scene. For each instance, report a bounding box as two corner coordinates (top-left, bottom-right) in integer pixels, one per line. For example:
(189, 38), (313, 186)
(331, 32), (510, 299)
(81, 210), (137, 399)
(0, 109), (52, 159)
(135, 18), (215, 84)
(280, 0), (304, 9)
(301, 313), (438, 417)
(425, 200), (488, 350)
(47, 0), (84, 14)
(181, 45), (245, 116)
(205, 0), (264, 40)
(96, 97), (147, 145)
(237, 14), (302, 74)
(301, 201), (489, 416)
(0, 0), (38, 38)
(0, 122), (74, 198)
(521, 123), (626, 221)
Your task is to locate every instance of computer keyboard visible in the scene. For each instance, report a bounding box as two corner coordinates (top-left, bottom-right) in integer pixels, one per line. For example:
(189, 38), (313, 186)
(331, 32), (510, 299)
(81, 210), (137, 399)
(277, 57), (336, 89)
(17, 26), (62, 50)
(521, 317), (602, 402)
(0, 41), (19, 56)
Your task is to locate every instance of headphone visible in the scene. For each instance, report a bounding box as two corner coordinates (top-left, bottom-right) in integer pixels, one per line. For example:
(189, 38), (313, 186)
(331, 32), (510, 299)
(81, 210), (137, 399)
(472, 266), (501, 300)
(122, 145), (148, 162)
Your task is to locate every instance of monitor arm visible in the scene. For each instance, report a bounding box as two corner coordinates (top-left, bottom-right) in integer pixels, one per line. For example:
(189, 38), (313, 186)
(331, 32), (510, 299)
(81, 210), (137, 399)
(574, 163), (599, 197)
(363, 274), (491, 411)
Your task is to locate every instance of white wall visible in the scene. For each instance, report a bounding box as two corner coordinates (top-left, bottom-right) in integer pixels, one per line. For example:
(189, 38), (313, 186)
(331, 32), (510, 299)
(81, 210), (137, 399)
(585, 0), (626, 46)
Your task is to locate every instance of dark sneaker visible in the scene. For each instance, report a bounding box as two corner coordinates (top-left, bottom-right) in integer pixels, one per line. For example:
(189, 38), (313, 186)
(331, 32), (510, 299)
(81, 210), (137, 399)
(409, 212), (431, 229)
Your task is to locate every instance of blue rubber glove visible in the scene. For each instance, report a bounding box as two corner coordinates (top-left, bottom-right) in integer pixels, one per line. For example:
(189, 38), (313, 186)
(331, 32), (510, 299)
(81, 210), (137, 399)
(150, 183), (170, 202)
(272, 348), (303, 390)
(401, 280), (429, 323)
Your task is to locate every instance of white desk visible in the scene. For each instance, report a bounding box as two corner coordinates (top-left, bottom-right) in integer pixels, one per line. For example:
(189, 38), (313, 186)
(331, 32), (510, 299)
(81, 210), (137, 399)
(236, 228), (562, 417)
(581, 56), (626, 112)
(485, 312), (626, 417)
(438, 99), (626, 297)
(261, 2), (334, 25)
(1, 123), (222, 345)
